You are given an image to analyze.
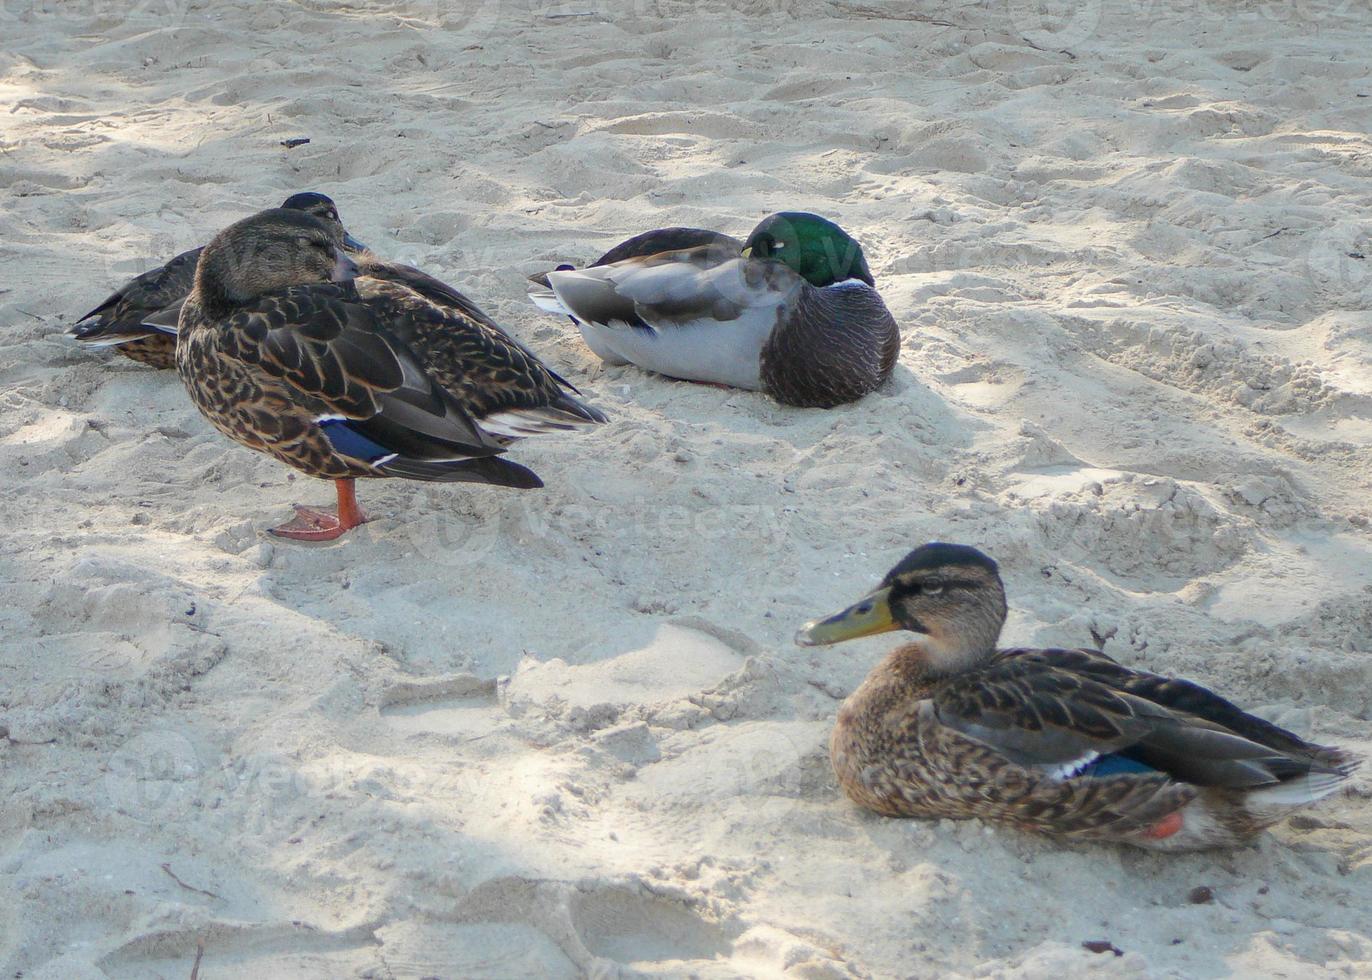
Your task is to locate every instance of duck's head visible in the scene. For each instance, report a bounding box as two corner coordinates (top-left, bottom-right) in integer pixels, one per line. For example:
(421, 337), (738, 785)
(742, 212), (874, 288)
(279, 191), (369, 252)
(195, 209), (360, 310)
(795, 543), (1008, 675)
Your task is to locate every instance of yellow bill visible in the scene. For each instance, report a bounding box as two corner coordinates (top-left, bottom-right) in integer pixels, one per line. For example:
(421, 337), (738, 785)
(794, 586), (897, 647)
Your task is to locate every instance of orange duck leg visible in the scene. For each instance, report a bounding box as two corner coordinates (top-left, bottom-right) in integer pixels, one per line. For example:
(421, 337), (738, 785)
(269, 478), (371, 542)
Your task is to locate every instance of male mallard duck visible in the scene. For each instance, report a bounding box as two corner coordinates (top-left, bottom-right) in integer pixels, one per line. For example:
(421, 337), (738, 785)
(528, 212), (899, 408)
(796, 542), (1357, 850)
(69, 192), (367, 369)
(176, 208), (605, 541)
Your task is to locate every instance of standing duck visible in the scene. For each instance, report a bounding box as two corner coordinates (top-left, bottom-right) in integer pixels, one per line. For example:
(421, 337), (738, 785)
(176, 208), (605, 541)
(68, 192), (366, 369)
(796, 542), (1357, 850)
(528, 212), (899, 408)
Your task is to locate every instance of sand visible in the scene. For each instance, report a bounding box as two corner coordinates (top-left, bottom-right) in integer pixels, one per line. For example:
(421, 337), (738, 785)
(2, 0), (1370, 976)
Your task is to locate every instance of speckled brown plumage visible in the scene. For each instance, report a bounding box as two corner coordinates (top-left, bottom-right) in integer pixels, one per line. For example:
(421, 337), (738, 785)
(352, 277), (592, 423)
(70, 193), (359, 367)
(176, 208), (605, 537)
(69, 246), (202, 366)
(802, 542), (1358, 850)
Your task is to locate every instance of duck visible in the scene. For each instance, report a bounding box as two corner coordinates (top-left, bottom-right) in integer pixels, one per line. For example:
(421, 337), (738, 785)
(796, 542), (1358, 850)
(68, 192), (368, 369)
(527, 212), (899, 408)
(176, 208), (606, 541)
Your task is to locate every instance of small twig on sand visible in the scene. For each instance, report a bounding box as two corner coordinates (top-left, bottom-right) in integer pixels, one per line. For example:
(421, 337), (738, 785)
(1020, 35), (1077, 59)
(1, 724), (57, 746)
(546, 10), (595, 18)
(161, 863), (222, 901)
(832, 3), (960, 26)
(16, 309), (43, 321)
(281, 136), (311, 149)
(190, 940), (205, 980)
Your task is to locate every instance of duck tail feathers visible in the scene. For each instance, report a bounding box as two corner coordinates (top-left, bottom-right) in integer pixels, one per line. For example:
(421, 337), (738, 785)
(480, 397), (608, 438)
(378, 455), (544, 488)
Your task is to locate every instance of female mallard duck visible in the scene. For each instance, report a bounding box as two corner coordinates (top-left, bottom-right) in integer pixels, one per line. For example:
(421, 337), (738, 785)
(69, 192), (367, 369)
(176, 208), (605, 541)
(527, 212), (899, 408)
(796, 542), (1357, 850)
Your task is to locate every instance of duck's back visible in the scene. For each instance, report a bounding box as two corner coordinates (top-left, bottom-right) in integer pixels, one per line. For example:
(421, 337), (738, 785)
(71, 246), (203, 367)
(353, 277), (605, 430)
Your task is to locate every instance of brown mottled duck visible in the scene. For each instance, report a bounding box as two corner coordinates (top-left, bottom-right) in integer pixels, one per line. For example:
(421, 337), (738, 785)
(176, 208), (605, 541)
(797, 542), (1357, 850)
(68, 192), (367, 369)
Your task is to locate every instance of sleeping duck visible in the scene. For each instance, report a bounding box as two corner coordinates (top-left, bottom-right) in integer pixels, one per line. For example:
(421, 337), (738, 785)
(68, 192), (366, 369)
(797, 542), (1358, 850)
(176, 208), (605, 541)
(528, 212), (899, 408)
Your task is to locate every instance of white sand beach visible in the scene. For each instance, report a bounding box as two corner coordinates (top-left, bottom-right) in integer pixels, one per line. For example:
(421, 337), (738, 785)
(2, 0), (1370, 976)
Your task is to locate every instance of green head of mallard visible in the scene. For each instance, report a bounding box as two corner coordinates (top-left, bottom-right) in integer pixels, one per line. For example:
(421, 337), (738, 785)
(742, 212), (875, 288)
(795, 542), (1009, 675)
(280, 191), (370, 252)
(196, 209), (359, 314)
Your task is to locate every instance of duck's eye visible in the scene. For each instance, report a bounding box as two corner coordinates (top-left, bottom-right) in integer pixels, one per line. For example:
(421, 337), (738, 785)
(772, 240), (787, 250)
(920, 580), (944, 595)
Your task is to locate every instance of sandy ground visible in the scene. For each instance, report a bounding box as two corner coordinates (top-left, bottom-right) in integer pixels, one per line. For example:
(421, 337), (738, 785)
(2, 0), (1371, 976)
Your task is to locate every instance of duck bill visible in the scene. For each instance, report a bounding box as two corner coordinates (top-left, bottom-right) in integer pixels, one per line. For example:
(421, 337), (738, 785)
(342, 232), (369, 253)
(795, 587), (898, 647)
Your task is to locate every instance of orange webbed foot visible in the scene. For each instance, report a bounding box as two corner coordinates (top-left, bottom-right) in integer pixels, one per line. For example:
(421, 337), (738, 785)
(267, 479), (369, 542)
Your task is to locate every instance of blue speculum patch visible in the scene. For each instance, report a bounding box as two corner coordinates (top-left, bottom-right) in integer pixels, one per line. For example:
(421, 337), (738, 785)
(317, 418), (393, 463)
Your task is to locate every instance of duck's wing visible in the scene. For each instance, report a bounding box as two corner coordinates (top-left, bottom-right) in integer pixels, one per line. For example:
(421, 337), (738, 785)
(141, 298), (184, 335)
(528, 231), (743, 311)
(1000, 647), (1356, 769)
(359, 257), (505, 334)
(933, 653), (1345, 789)
(68, 246), (202, 345)
(589, 228), (743, 267)
(354, 278), (607, 438)
(220, 283), (544, 483)
(361, 258), (584, 395)
(543, 249), (794, 335)
(529, 228), (742, 291)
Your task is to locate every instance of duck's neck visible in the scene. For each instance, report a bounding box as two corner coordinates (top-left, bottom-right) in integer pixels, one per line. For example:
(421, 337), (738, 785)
(887, 598), (1007, 683)
(191, 260), (239, 321)
(881, 637), (998, 687)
